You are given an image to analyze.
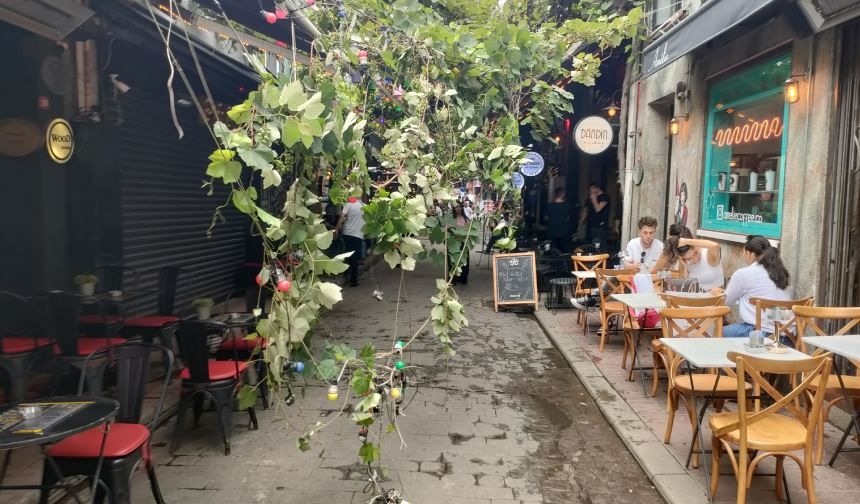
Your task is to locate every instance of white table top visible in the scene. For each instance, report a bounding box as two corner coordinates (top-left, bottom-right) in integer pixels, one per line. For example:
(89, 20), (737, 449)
(611, 292), (716, 311)
(802, 335), (860, 361)
(659, 337), (809, 368)
(572, 271), (597, 279)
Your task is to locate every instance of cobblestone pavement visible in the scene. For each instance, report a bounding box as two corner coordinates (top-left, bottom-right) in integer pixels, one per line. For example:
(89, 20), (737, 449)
(1, 255), (663, 504)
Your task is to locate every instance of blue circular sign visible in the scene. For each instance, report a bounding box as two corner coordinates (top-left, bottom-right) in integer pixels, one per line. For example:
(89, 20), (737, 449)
(520, 152), (544, 176)
(511, 172), (525, 190)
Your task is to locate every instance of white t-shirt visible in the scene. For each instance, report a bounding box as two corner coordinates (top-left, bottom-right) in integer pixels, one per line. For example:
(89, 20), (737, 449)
(724, 262), (790, 331)
(685, 248), (725, 290)
(625, 237), (664, 269)
(341, 201), (365, 238)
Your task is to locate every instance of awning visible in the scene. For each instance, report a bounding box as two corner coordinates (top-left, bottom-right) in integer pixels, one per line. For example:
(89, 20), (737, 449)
(641, 0), (781, 78)
(798, 0), (860, 31)
(0, 0), (94, 41)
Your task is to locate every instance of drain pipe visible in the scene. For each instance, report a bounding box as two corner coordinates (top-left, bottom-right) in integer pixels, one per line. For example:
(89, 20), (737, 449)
(621, 80), (642, 245)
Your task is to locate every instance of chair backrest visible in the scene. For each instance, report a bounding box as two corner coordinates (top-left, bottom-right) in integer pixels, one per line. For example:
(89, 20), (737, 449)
(718, 352), (832, 450)
(616, 274), (663, 294)
(660, 306), (730, 339)
(572, 253), (609, 272)
(594, 267), (638, 304)
(177, 320), (235, 382)
(663, 277), (701, 293)
(45, 292), (84, 356)
(0, 292), (43, 349)
(79, 342), (175, 426)
(662, 293), (725, 308)
(793, 305), (860, 354)
(750, 296), (813, 346)
(94, 264), (140, 293)
(156, 266), (183, 315)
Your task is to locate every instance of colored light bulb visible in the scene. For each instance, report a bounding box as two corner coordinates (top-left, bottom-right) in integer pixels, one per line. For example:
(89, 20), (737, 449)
(277, 278), (291, 292)
(327, 384), (339, 401)
(275, 8), (288, 20)
(262, 11), (277, 24)
(390, 387), (401, 399)
(395, 360), (405, 370)
(394, 341), (405, 349)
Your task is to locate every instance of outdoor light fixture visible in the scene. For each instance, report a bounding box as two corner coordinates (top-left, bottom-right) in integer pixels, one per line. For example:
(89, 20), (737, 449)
(668, 117), (681, 136)
(784, 77), (800, 104)
(604, 105), (621, 118)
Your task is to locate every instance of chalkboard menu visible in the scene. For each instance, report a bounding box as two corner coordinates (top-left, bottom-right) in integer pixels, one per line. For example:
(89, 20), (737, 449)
(492, 252), (538, 312)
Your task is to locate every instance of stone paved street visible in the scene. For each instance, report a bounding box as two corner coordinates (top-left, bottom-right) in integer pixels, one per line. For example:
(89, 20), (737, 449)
(140, 256), (660, 504)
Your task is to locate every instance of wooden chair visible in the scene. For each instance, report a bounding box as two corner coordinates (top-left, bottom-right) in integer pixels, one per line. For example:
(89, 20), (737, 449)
(709, 352), (832, 504)
(615, 274), (663, 372)
(750, 296), (813, 347)
(650, 294), (725, 397)
(661, 306), (747, 468)
(594, 268), (638, 352)
(793, 305), (860, 464)
(571, 254), (608, 331)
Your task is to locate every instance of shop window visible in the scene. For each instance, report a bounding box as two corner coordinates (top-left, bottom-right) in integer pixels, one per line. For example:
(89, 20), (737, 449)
(701, 53), (791, 238)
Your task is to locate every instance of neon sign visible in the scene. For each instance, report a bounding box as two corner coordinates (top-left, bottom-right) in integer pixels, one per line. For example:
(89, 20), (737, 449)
(712, 117), (783, 147)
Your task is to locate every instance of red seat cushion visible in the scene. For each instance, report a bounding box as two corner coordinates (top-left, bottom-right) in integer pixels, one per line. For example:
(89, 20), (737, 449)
(1, 337), (52, 354)
(180, 360), (248, 381)
(123, 315), (179, 328)
(78, 314), (124, 325)
(48, 423), (149, 458)
(54, 337), (127, 356)
(220, 336), (267, 351)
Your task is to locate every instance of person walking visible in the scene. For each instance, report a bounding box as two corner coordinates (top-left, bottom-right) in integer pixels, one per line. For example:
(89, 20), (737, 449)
(450, 203), (470, 285)
(336, 195), (365, 287)
(710, 236), (791, 338)
(545, 187), (571, 252)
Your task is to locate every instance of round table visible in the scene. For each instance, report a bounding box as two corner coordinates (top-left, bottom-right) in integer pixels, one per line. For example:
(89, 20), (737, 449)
(545, 277), (576, 312)
(0, 396), (119, 503)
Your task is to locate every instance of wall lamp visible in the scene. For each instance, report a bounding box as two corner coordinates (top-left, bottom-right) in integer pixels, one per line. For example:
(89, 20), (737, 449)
(668, 114), (687, 136)
(784, 73), (808, 104)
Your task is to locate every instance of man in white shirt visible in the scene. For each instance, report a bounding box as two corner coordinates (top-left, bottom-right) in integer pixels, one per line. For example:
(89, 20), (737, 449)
(336, 196), (365, 287)
(623, 216), (664, 270)
(572, 216), (664, 309)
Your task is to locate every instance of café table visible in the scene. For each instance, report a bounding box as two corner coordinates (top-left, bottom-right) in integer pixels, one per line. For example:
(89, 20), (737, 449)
(801, 335), (860, 466)
(658, 337), (807, 504)
(611, 292), (713, 394)
(0, 396), (119, 504)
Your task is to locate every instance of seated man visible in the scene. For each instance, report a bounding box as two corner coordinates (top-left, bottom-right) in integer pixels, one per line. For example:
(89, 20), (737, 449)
(571, 216), (664, 309)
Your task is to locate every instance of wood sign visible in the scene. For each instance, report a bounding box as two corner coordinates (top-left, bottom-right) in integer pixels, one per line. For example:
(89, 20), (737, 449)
(492, 251), (538, 312)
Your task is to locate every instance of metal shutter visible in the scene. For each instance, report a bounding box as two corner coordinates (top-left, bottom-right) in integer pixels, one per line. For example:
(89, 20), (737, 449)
(118, 89), (250, 316)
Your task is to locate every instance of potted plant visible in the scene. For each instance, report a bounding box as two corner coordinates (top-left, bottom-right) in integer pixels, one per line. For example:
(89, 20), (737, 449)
(191, 297), (214, 320)
(74, 274), (98, 296)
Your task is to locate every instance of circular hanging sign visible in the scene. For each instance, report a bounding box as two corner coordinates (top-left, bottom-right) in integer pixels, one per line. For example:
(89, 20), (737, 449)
(46, 118), (74, 164)
(511, 172), (525, 190)
(573, 115), (613, 155)
(520, 152), (544, 176)
(0, 119), (41, 157)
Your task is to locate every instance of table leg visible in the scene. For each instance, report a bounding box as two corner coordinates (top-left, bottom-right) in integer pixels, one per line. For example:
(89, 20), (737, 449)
(682, 362), (717, 504)
(43, 447), (86, 504)
(827, 358), (860, 467)
(0, 450), (11, 484)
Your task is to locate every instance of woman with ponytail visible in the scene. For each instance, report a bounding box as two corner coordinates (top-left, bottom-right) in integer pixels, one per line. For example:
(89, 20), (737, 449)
(711, 235), (791, 338)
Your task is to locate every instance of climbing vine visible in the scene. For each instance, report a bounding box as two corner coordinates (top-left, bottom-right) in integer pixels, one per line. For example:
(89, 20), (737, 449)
(200, 0), (642, 492)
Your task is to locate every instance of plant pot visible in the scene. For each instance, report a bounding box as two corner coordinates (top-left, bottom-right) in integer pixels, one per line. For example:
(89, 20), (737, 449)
(79, 283), (96, 296)
(196, 307), (212, 320)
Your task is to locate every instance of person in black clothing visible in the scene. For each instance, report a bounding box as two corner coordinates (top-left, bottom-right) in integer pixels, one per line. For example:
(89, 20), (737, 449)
(544, 187), (571, 252)
(582, 181), (610, 250)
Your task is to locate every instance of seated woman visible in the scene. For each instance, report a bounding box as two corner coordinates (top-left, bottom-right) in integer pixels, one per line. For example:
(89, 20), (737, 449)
(671, 236), (724, 291)
(650, 224), (692, 273)
(710, 235), (791, 338)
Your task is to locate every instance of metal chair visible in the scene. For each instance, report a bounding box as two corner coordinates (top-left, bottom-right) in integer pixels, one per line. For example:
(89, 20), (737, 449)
(39, 342), (174, 504)
(122, 267), (186, 344)
(0, 292), (53, 401)
(172, 320), (258, 456)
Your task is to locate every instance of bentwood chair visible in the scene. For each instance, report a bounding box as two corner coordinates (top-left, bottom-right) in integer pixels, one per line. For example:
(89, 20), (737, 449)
(594, 267), (638, 352)
(660, 306), (748, 468)
(40, 342), (174, 504)
(709, 352), (832, 504)
(793, 305), (860, 464)
(571, 254), (608, 331)
(0, 292), (53, 401)
(615, 274), (663, 372)
(651, 294), (726, 397)
(750, 296), (813, 347)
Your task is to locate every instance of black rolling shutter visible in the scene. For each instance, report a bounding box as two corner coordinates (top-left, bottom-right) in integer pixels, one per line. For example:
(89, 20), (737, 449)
(118, 89), (250, 316)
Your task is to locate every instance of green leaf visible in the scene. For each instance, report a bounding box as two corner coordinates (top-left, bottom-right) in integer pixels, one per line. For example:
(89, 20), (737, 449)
(226, 101), (251, 123)
(232, 189), (256, 214)
(315, 359), (338, 380)
(207, 150), (242, 183)
(316, 281), (342, 309)
(282, 117), (301, 147)
(356, 392), (381, 413)
(288, 227), (307, 244)
(401, 257), (416, 271)
(279, 80), (306, 110)
(351, 369), (372, 396)
(359, 343), (376, 367)
(262, 166), (282, 188)
(296, 436), (311, 452)
(261, 82), (280, 109)
(359, 442), (380, 464)
(383, 250), (400, 269)
(298, 92), (325, 119)
(352, 412), (375, 426)
(237, 384), (259, 410)
(237, 146), (275, 171)
(315, 252), (351, 275)
(314, 231), (334, 250)
(256, 207), (281, 227)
